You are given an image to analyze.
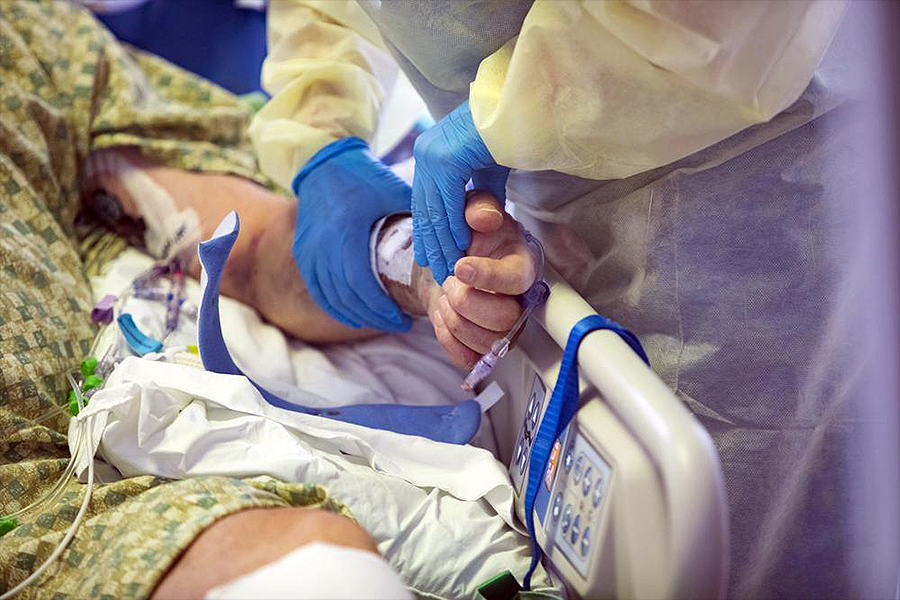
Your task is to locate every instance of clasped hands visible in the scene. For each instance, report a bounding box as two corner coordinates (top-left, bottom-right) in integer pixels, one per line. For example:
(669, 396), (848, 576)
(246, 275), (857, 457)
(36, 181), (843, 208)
(409, 191), (538, 370)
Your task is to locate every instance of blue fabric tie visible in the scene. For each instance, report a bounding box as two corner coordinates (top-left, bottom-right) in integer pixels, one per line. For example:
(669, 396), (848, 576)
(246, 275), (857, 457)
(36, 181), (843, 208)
(196, 211), (482, 445)
(522, 315), (649, 589)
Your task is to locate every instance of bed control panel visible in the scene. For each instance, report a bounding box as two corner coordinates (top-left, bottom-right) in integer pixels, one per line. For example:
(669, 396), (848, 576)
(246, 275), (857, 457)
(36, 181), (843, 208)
(491, 270), (728, 599)
(545, 429), (612, 577)
(503, 357), (666, 599)
(508, 371), (616, 588)
(509, 373), (547, 492)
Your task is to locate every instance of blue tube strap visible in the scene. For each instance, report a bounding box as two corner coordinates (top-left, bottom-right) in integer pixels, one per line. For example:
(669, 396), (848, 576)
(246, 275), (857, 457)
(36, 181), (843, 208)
(196, 211), (482, 445)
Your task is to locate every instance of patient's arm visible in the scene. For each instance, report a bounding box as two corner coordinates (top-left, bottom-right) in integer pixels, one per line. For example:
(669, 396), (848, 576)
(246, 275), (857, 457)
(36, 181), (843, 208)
(81, 148), (537, 366)
(151, 507), (382, 599)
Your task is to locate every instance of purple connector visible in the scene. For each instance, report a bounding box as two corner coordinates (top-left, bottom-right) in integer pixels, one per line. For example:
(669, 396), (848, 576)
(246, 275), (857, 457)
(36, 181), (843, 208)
(90, 294), (117, 325)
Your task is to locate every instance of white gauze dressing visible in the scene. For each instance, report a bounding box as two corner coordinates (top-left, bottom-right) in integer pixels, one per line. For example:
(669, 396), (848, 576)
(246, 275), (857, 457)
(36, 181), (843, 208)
(370, 215), (414, 292)
(83, 151), (201, 262)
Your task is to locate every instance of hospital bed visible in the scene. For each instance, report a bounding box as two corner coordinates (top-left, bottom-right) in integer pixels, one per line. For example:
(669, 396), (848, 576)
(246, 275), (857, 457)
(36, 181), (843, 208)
(79, 240), (730, 600)
(486, 266), (729, 599)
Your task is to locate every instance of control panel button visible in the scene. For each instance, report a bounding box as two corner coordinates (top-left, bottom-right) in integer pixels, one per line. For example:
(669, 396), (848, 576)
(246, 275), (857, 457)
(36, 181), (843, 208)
(581, 527), (591, 556)
(529, 406), (539, 431)
(582, 466), (592, 496)
(573, 454), (585, 482)
(563, 445), (574, 472)
(527, 391), (538, 419)
(561, 504), (572, 534)
(552, 493), (563, 523)
(593, 478), (604, 507)
(570, 514), (581, 545)
(518, 451), (527, 475)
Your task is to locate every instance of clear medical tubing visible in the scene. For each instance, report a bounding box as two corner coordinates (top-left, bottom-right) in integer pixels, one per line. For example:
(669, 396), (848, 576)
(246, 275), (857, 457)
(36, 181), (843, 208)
(1, 373), (97, 599)
(2, 370), (86, 523)
(3, 257), (185, 527)
(462, 229), (549, 391)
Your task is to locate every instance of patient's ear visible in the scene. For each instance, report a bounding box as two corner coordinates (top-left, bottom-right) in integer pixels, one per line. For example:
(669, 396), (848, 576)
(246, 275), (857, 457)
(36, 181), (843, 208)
(464, 190), (504, 233)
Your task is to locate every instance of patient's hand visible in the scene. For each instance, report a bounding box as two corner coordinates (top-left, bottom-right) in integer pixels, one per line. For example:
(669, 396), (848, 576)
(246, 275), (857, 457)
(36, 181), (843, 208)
(418, 192), (538, 369)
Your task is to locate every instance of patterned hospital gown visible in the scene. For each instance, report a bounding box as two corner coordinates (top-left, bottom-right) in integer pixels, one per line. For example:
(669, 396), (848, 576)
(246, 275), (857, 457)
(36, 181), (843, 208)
(0, 2), (352, 597)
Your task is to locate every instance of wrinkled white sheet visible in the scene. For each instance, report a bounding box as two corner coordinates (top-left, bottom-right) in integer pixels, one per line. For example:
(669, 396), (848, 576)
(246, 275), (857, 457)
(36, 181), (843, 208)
(90, 248), (501, 453)
(76, 249), (550, 599)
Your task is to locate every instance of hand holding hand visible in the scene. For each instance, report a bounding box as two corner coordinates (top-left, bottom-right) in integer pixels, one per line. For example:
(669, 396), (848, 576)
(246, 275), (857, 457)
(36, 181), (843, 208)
(412, 101), (510, 284)
(428, 191), (538, 369)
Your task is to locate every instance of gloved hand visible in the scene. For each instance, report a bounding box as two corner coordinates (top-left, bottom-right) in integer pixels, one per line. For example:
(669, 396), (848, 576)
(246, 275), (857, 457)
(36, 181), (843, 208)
(412, 100), (510, 283)
(292, 137), (412, 332)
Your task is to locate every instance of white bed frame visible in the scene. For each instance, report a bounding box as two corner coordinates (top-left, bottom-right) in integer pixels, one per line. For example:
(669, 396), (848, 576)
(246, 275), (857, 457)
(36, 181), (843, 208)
(486, 266), (729, 599)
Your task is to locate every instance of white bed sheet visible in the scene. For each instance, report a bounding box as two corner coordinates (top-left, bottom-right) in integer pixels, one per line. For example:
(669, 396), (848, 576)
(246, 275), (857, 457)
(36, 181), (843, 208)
(79, 249), (551, 599)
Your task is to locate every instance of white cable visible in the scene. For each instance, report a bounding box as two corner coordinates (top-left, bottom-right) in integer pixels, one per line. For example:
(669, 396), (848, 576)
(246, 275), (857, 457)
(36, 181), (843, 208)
(2, 258), (173, 596)
(1, 394), (96, 598)
(4, 371), (88, 521)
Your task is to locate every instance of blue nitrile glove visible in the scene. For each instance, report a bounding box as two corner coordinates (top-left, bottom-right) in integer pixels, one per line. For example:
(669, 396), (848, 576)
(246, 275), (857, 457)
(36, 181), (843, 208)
(292, 137), (412, 332)
(412, 100), (510, 283)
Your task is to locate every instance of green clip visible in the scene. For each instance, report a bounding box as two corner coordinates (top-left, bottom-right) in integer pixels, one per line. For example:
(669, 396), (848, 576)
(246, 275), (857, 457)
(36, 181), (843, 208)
(68, 396), (80, 416)
(478, 570), (523, 600)
(80, 356), (98, 378)
(0, 516), (18, 537)
(82, 374), (103, 392)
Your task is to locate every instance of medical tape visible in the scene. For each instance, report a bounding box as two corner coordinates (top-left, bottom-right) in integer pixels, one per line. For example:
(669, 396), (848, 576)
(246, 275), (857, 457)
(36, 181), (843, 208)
(370, 214), (414, 293)
(84, 152), (201, 261)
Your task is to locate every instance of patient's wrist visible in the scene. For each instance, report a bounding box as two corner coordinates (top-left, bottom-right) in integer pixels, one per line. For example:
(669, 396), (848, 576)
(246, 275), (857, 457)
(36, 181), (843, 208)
(374, 214), (437, 317)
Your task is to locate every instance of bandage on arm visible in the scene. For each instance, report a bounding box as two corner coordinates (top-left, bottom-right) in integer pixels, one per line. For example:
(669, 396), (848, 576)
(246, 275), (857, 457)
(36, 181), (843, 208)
(205, 542), (412, 600)
(372, 214), (441, 319)
(81, 149), (201, 262)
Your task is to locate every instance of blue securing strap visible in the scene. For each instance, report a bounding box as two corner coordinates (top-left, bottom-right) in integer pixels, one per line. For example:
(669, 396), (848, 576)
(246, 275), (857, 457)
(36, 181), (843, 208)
(522, 315), (649, 589)
(196, 211), (482, 445)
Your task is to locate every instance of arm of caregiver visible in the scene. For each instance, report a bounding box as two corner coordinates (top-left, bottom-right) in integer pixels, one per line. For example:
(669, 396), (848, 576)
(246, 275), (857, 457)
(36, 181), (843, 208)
(469, 0), (848, 179)
(81, 148), (537, 369)
(249, 0), (393, 191)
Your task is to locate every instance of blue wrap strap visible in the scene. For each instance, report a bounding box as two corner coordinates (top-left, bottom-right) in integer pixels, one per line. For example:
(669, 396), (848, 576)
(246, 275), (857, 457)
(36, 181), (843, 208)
(196, 211), (481, 445)
(522, 315), (649, 589)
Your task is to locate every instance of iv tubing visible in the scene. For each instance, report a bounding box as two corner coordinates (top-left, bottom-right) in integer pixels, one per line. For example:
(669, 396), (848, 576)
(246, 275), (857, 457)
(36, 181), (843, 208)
(0, 374), (95, 599)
